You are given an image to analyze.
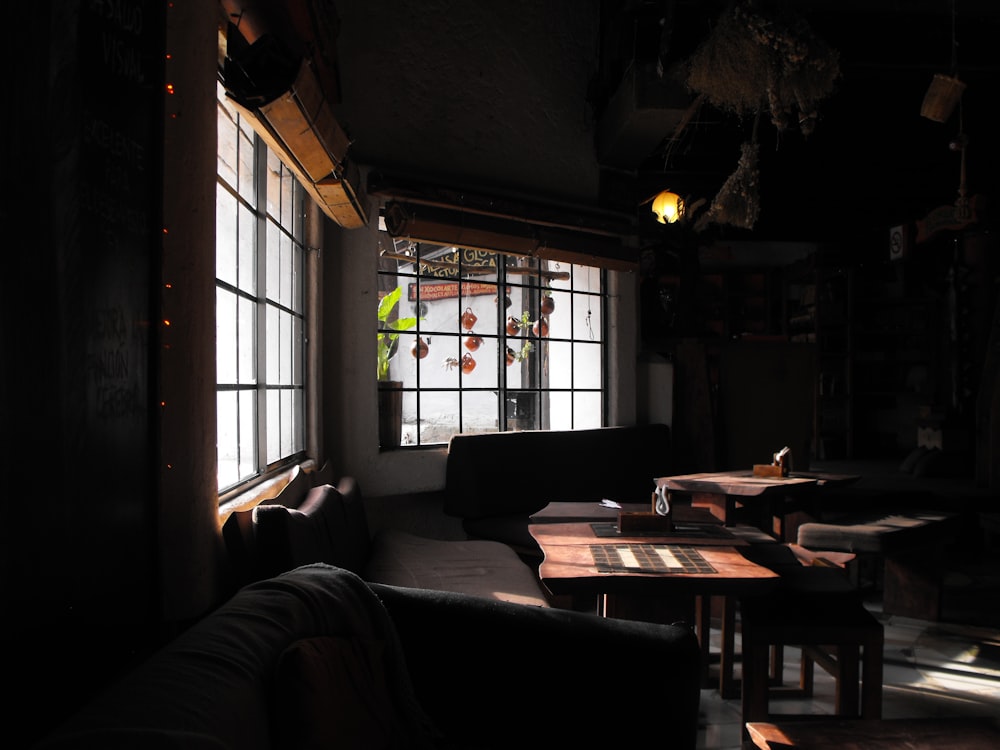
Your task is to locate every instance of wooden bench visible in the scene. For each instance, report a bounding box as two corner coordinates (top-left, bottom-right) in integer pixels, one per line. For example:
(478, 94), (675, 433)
(796, 511), (960, 620)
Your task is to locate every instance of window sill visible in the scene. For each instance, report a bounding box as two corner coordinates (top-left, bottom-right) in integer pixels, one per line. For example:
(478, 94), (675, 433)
(217, 459), (319, 523)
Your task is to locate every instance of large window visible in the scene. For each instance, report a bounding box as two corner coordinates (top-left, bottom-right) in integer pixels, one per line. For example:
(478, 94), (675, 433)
(216, 81), (307, 492)
(377, 239), (605, 445)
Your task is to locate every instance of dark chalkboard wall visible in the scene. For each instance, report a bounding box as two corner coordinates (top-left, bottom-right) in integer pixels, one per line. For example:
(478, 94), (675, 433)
(4, 3), (167, 745)
(7, 0), (164, 624)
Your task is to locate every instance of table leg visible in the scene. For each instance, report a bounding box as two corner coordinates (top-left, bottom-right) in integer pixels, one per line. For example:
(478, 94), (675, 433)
(718, 595), (740, 699)
(689, 491), (737, 524)
(695, 595), (713, 688)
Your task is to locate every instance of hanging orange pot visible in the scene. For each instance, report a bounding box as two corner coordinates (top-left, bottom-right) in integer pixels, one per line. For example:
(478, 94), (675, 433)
(464, 334), (483, 351)
(461, 352), (477, 374)
(506, 316), (521, 336)
(532, 317), (549, 337)
(410, 336), (429, 359)
(461, 307), (478, 330)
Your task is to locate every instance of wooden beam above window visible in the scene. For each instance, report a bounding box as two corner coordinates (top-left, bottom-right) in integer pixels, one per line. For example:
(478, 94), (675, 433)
(371, 176), (639, 271)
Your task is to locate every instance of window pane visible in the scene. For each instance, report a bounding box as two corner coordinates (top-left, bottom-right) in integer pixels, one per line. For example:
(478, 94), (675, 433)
(237, 126), (254, 200)
(547, 340), (573, 389)
(266, 148), (281, 220)
(238, 295), (256, 384)
(574, 293), (602, 342)
(574, 342), (603, 390)
(266, 303), (279, 384)
(279, 231), (293, 309)
(292, 314), (303, 386)
(217, 391), (239, 488)
(216, 186), (237, 288)
(549, 391), (573, 430)
(239, 389), (256, 477)
(266, 220), (280, 302)
(574, 391), (602, 429)
(291, 388), (304, 453)
(461, 390), (498, 433)
(544, 290), (571, 337)
(572, 262), (600, 293)
(420, 390), (461, 444)
(216, 86), (238, 186)
(266, 388), (280, 463)
(281, 163), (294, 228)
(216, 288), (237, 384)
(238, 203), (256, 294)
(280, 388), (293, 456)
(506, 391), (539, 431)
(279, 308), (293, 385)
(291, 243), (304, 314)
(460, 338), (498, 388)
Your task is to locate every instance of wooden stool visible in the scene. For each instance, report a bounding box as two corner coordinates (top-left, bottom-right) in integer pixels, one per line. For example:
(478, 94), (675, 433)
(739, 590), (883, 733)
(698, 525), (781, 698)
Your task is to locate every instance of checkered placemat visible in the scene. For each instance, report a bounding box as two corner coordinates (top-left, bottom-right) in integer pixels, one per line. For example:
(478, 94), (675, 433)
(589, 543), (716, 574)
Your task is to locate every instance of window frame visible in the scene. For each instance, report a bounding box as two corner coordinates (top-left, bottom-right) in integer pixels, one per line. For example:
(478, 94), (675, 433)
(376, 239), (608, 447)
(215, 80), (309, 496)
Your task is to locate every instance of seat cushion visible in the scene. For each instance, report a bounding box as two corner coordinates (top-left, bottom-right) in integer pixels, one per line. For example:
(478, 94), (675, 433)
(797, 512), (958, 554)
(363, 529), (550, 608)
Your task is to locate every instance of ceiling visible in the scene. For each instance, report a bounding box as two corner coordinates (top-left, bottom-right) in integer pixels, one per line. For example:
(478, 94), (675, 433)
(594, 0), (1000, 242)
(230, 0), (1000, 247)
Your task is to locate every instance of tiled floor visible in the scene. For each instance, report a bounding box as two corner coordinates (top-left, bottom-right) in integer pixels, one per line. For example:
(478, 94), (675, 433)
(697, 555), (1000, 749)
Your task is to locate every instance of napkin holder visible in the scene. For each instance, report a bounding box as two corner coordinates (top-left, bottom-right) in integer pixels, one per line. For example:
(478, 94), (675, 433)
(753, 445), (791, 478)
(618, 511), (674, 533)
(617, 487), (674, 532)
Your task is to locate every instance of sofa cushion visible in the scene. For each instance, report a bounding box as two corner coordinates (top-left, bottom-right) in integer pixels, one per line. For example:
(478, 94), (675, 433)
(363, 529), (550, 608)
(254, 487), (335, 573)
(253, 482), (371, 578)
(272, 636), (441, 750)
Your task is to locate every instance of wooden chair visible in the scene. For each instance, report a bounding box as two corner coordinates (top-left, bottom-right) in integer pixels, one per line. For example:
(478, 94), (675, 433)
(739, 588), (883, 730)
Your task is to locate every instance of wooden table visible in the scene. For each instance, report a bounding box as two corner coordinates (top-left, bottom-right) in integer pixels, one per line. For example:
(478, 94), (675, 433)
(655, 470), (860, 540)
(529, 500), (722, 526)
(745, 717), (1000, 749)
(529, 518), (779, 692)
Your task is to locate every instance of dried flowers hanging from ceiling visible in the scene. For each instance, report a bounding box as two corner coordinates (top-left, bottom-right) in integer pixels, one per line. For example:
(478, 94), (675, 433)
(694, 140), (760, 232)
(682, 0), (840, 136)
(674, 1), (839, 231)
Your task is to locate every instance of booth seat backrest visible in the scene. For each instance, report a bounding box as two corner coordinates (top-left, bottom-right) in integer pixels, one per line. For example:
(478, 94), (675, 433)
(443, 423), (672, 520)
(222, 468), (371, 589)
(254, 478), (371, 579)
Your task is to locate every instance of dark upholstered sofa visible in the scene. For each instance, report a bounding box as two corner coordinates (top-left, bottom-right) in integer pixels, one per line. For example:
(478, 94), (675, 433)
(36, 564), (703, 750)
(222, 466), (552, 607)
(444, 423), (673, 559)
